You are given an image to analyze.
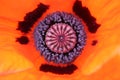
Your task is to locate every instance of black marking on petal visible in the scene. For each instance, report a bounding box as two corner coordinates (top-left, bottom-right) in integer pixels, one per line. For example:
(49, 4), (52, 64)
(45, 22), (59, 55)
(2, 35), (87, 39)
(73, 0), (100, 33)
(16, 36), (29, 44)
(40, 64), (77, 75)
(17, 3), (49, 33)
(92, 40), (98, 46)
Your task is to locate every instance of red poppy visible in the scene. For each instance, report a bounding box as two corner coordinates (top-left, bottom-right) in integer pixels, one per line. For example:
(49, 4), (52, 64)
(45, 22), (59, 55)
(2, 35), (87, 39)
(0, 0), (120, 80)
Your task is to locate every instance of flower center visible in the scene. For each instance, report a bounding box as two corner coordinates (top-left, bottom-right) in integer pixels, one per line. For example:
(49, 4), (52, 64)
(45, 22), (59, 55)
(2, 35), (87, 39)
(45, 23), (77, 53)
(34, 11), (87, 64)
(58, 35), (65, 42)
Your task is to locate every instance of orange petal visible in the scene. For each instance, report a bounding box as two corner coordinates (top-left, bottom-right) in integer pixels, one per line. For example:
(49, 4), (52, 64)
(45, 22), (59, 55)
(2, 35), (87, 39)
(0, 24), (34, 75)
(0, 0), (120, 80)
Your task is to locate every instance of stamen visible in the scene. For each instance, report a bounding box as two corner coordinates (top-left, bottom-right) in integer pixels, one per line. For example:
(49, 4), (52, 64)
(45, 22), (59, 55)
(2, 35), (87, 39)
(34, 11), (87, 64)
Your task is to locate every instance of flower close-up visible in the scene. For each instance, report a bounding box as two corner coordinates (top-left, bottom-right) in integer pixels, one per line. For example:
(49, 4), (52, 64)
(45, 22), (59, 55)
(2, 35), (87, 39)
(0, 0), (120, 80)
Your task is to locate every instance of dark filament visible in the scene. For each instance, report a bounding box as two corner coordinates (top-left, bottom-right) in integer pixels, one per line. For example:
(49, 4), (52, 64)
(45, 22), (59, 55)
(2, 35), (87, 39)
(40, 64), (77, 75)
(73, 0), (100, 33)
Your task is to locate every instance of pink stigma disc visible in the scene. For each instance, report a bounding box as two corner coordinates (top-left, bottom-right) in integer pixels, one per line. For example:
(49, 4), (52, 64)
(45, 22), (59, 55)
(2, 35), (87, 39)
(45, 23), (77, 53)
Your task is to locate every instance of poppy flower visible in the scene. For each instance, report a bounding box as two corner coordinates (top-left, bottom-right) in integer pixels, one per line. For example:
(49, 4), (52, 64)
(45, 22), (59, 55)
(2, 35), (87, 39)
(0, 0), (120, 80)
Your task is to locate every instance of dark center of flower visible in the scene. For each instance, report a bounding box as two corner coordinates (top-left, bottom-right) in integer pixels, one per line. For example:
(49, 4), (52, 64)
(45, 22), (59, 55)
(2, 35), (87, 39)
(34, 11), (87, 64)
